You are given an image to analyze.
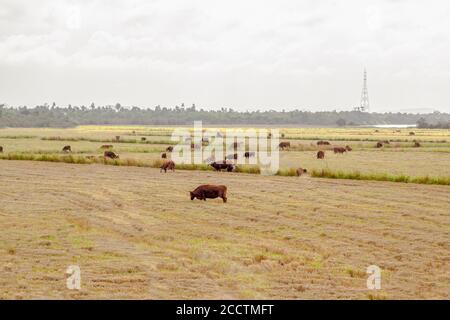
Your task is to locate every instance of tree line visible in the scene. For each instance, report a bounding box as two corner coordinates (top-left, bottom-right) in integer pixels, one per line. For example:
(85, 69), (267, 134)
(0, 103), (449, 128)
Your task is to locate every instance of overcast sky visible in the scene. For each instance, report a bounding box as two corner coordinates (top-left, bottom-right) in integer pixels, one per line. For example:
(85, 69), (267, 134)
(1, 0), (449, 112)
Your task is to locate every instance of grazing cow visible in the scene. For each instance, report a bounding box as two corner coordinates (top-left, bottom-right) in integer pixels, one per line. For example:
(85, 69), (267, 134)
(210, 161), (234, 172)
(244, 151), (255, 158)
(160, 160), (175, 173)
(413, 141), (421, 147)
(267, 133), (272, 139)
(104, 151), (119, 159)
(376, 142), (383, 148)
(409, 132), (415, 136)
(333, 147), (347, 154)
(166, 146), (173, 152)
(317, 140), (331, 146)
(190, 185), (227, 203)
(279, 141), (291, 150)
(296, 168), (307, 176)
(115, 136), (120, 141)
(141, 137), (146, 141)
(317, 150), (325, 159)
(345, 145), (352, 151)
(225, 153), (238, 160)
(161, 153), (167, 159)
(100, 144), (113, 149)
(0, 146), (3, 153)
(62, 145), (71, 152)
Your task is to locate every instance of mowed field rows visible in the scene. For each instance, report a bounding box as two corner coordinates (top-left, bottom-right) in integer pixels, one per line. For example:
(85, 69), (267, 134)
(0, 160), (449, 299)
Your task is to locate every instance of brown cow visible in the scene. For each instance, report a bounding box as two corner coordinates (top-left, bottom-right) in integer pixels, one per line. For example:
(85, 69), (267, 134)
(104, 151), (119, 159)
(100, 144), (113, 149)
(345, 145), (352, 151)
(190, 185), (227, 203)
(62, 145), (71, 152)
(160, 160), (175, 173)
(210, 161), (234, 172)
(333, 147), (346, 154)
(317, 140), (331, 146)
(279, 141), (291, 150)
(296, 168), (307, 176)
(161, 153), (167, 159)
(141, 137), (146, 141)
(413, 141), (421, 147)
(317, 150), (325, 159)
(0, 146), (3, 153)
(409, 132), (415, 136)
(375, 142), (383, 148)
(166, 146), (173, 152)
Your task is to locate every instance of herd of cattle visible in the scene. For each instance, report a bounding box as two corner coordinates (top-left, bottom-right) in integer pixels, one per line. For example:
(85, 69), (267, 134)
(0, 135), (423, 202)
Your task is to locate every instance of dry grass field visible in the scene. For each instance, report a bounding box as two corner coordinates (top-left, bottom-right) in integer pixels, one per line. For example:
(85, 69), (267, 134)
(0, 161), (449, 299)
(0, 126), (449, 299)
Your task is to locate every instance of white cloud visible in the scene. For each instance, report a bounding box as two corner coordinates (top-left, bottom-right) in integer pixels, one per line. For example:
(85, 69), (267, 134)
(0, 0), (449, 111)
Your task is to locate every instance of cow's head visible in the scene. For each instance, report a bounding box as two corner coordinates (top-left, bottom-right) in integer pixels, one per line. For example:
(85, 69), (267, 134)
(190, 191), (195, 200)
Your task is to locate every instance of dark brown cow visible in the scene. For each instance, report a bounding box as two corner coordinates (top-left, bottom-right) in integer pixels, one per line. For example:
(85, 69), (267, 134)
(160, 160), (175, 173)
(190, 185), (227, 203)
(317, 150), (325, 159)
(375, 142), (383, 148)
(166, 146), (173, 152)
(413, 141), (421, 147)
(333, 147), (347, 154)
(100, 144), (113, 149)
(141, 137), (146, 141)
(62, 145), (71, 152)
(317, 140), (331, 145)
(104, 151), (119, 159)
(409, 132), (415, 136)
(279, 141), (291, 150)
(161, 153), (167, 158)
(296, 168), (307, 176)
(244, 151), (255, 158)
(115, 136), (120, 141)
(345, 145), (352, 151)
(210, 161), (234, 172)
(0, 146), (3, 153)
